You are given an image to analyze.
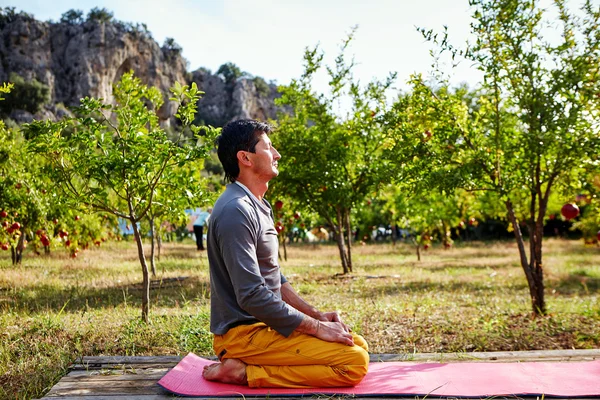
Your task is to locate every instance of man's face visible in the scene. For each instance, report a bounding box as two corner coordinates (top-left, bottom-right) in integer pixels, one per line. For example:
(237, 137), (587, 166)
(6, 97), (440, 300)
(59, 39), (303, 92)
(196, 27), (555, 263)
(248, 133), (281, 181)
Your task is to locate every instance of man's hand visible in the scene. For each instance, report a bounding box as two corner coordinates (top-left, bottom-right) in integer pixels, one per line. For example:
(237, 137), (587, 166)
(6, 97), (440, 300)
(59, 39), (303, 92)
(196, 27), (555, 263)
(316, 320), (354, 346)
(319, 311), (351, 333)
(297, 315), (354, 346)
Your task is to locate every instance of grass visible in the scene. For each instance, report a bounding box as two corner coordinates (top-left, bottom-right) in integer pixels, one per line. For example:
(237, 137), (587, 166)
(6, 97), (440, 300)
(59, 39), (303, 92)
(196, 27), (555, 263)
(0, 237), (599, 399)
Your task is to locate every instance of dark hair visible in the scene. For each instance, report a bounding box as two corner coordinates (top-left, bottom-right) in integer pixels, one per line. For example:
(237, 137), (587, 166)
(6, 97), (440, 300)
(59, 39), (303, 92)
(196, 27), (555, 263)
(216, 119), (273, 183)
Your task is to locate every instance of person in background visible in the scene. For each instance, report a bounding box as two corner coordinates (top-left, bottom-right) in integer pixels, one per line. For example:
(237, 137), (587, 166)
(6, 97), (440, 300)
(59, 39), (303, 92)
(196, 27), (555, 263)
(202, 119), (369, 388)
(192, 208), (212, 250)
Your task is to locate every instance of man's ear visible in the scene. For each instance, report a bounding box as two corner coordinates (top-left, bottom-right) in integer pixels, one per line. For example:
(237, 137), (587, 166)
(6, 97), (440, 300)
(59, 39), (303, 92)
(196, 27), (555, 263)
(237, 150), (252, 166)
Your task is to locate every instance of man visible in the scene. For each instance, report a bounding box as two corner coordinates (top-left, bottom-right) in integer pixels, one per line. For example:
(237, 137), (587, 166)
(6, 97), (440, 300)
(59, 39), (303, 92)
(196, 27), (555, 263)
(192, 208), (212, 250)
(203, 119), (369, 388)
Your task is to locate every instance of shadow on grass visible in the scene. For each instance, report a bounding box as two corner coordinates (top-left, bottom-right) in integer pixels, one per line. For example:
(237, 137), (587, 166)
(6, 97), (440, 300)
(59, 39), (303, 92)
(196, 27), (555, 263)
(552, 272), (600, 294)
(0, 276), (210, 313)
(353, 280), (530, 298)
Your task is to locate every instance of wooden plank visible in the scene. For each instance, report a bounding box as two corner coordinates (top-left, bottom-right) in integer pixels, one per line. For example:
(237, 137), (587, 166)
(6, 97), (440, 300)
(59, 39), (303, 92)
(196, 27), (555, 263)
(60, 372), (167, 382)
(372, 349), (600, 362)
(45, 383), (167, 396)
(66, 367), (170, 377)
(71, 349), (600, 369)
(76, 356), (184, 364)
(48, 378), (159, 390)
(69, 363), (179, 371)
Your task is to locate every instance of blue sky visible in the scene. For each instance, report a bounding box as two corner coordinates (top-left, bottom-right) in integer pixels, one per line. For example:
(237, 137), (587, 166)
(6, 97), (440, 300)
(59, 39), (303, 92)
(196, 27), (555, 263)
(3, 0), (484, 91)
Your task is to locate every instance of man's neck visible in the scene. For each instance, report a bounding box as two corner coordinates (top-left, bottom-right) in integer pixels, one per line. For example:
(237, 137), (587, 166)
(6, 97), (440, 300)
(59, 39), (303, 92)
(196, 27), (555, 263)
(236, 177), (268, 201)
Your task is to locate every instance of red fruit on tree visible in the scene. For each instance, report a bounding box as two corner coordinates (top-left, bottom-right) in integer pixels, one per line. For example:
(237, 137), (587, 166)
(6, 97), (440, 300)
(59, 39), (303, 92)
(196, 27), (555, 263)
(53, 218), (59, 224)
(15, 183), (22, 189)
(7, 227), (14, 235)
(75, 215), (81, 221)
(549, 214), (556, 220)
(468, 217), (476, 226)
(424, 243), (430, 250)
(1, 243), (8, 251)
(65, 240), (71, 247)
(275, 200), (283, 210)
(36, 229), (43, 236)
(0, 210), (7, 218)
(11, 222), (20, 230)
(1, 221), (8, 228)
(293, 212), (301, 220)
(561, 203), (580, 220)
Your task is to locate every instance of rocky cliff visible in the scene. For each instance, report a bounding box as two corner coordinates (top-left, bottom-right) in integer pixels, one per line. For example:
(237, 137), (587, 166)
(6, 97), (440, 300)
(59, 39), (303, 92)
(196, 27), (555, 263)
(0, 9), (282, 126)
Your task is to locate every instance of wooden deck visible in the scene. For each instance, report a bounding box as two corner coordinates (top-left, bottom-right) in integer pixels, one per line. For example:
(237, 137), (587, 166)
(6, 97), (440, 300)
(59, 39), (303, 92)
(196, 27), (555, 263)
(39, 349), (600, 399)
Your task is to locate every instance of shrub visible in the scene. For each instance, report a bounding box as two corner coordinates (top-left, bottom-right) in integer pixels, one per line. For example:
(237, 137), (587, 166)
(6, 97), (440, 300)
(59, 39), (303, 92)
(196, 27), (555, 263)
(216, 62), (242, 84)
(0, 73), (50, 114)
(86, 7), (113, 23)
(60, 9), (84, 25)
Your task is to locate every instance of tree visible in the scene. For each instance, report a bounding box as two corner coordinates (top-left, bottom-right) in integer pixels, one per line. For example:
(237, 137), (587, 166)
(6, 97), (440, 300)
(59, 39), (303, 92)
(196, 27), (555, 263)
(391, 0), (600, 314)
(0, 73), (50, 114)
(145, 160), (215, 276)
(381, 186), (477, 260)
(26, 72), (218, 322)
(86, 7), (113, 23)
(0, 83), (58, 264)
(60, 9), (84, 25)
(273, 33), (396, 274)
(216, 62), (243, 85)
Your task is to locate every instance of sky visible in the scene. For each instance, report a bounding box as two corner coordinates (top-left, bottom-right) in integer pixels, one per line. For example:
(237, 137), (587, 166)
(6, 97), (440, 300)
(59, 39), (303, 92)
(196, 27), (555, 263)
(2, 0), (484, 93)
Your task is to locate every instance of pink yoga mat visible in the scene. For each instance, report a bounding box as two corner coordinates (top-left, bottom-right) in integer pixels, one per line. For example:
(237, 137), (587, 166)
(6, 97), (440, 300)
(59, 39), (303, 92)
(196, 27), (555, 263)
(158, 353), (600, 397)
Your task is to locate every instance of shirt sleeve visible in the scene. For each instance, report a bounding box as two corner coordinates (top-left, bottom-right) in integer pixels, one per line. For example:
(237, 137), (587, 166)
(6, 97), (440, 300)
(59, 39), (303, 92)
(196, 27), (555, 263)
(215, 201), (303, 337)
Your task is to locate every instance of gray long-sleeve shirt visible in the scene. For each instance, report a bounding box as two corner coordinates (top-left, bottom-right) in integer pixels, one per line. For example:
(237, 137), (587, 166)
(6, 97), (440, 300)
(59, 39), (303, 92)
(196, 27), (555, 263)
(207, 183), (304, 337)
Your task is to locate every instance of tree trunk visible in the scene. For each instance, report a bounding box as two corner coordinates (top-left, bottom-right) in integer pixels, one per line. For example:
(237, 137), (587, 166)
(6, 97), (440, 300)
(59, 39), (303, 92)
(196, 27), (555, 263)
(157, 228), (162, 261)
(506, 199), (545, 315)
(391, 223), (397, 246)
(344, 209), (353, 272)
(15, 230), (25, 264)
(131, 218), (150, 323)
(149, 218), (156, 277)
(335, 208), (350, 274)
(282, 235), (288, 261)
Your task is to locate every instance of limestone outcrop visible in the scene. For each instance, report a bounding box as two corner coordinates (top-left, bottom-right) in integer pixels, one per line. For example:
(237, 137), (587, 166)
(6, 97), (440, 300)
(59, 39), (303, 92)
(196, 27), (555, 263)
(0, 9), (283, 126)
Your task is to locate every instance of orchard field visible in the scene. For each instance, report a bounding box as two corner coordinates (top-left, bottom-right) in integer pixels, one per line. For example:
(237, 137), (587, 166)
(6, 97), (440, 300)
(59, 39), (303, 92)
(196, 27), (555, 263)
(1, 238), (599, 399)
(1, 0), (600, 398)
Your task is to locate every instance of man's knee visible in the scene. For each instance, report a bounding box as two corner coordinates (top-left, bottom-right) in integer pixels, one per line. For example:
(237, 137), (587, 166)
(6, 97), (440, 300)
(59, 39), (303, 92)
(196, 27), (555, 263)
(352, 333), (369, 353)
(343, 345), (369, 386)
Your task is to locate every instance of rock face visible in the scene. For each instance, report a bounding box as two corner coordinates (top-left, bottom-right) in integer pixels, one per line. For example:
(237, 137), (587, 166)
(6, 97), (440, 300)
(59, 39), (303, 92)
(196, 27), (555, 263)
(0, 11), (283, 126)
(191, 69), (282, 127)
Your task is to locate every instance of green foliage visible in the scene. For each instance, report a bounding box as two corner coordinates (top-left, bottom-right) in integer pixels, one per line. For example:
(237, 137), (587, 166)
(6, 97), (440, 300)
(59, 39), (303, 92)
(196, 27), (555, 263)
(0, 73), (50, 114)
(272, 32), (397, 273)
(25, 72), (218, 320)
(60, 9), (84, 25)
(216, 62), (243, 84)
(393, 0), (600, 314)
(0, 7), (34, 28)
(86, 7), (113, 23)
(163, 37), (182, 53)
(253, 76), (271, 97)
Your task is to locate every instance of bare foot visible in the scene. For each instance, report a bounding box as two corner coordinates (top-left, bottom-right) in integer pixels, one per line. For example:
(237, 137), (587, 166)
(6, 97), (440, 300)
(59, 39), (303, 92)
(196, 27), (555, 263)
(202, 358), (248, 385)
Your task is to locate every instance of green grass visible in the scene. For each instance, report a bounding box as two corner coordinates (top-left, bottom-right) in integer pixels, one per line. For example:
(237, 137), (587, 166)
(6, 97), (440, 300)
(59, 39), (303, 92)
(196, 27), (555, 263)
(0, 238), (599, 399)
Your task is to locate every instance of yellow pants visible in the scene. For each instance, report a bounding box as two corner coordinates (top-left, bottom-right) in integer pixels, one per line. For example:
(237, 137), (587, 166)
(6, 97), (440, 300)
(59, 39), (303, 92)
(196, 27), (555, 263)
(213, 322), (369, 388)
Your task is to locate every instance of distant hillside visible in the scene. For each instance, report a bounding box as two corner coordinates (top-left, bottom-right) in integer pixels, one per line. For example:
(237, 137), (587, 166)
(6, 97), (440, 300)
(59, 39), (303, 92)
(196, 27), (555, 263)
(0, 7), (283, 127)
